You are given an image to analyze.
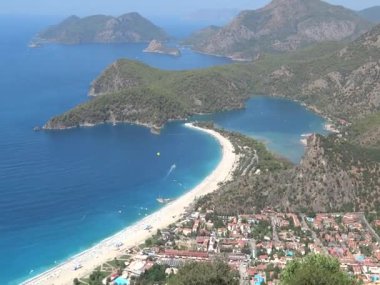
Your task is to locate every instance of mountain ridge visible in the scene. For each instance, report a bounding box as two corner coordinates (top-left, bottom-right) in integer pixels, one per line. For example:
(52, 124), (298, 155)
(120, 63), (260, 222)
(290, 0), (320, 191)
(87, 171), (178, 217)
(185, 0), (372, 60)
(358, 6), (380, 23)
(34, 12), (168, 44)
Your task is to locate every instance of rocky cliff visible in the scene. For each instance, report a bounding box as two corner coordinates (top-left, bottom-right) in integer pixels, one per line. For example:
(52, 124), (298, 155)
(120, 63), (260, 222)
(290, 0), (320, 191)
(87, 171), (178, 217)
(186, 0), (372, 60)
(35, 13), (168, 44)
(253, 24), (380, 122)
(143, 40), (181, 56)
(198, 134), (380, 214)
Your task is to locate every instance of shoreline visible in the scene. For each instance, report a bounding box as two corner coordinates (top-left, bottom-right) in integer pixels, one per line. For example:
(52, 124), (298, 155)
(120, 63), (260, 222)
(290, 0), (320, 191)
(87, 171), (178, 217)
(21, 123), (238, 285)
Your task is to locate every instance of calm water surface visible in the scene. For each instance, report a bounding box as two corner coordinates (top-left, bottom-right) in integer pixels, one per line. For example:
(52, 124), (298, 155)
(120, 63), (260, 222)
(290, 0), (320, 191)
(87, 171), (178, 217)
(0, 16), (326, 284)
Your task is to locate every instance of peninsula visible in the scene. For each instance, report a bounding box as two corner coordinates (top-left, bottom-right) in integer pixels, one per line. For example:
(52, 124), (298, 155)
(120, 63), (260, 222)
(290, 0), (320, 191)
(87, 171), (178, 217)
(143, 40), (181, 56)
(33, 12), (168, 45)
(44, 23), (380, 132)
(43, 18), (380, 215)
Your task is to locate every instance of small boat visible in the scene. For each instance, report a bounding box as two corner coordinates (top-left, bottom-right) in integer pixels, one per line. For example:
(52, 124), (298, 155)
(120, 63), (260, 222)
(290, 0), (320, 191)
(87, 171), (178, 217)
(33, 126), (42, 132)
(157, 197), (171, 204)
(28, 43), (41, 48)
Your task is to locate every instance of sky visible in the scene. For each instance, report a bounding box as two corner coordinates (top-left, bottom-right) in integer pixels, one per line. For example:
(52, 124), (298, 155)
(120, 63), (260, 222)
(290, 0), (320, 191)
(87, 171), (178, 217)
(0, 0), (378, 17)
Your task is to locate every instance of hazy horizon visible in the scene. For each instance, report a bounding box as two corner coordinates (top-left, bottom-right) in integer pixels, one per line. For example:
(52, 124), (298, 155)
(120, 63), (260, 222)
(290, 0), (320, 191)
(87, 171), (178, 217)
(0, 0), (379, 18)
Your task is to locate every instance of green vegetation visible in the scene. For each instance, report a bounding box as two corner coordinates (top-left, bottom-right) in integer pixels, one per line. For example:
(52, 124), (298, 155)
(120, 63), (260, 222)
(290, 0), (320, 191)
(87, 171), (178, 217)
(44, 23), (380, 214)
(185, 0), (371, 60)
(347, 111), (380, 151)
(144, 230), (165, 247)
(45, 61), (252, 130)
(197, 133), (380, 214)
(86, 270), (109, 285)
(279, 254), (362, 285)
(36, 13), (168, 44)
(132, 260), (239, 285)
(167, 260), (239, 285)
(135, 264), (168, 285)
(46, 23), (380, 132)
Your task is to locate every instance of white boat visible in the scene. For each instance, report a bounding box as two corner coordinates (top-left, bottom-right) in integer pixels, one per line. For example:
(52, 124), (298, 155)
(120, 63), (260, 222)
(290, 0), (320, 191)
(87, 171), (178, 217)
(28, 43), (41, 48)
(157, 197), (171, 204)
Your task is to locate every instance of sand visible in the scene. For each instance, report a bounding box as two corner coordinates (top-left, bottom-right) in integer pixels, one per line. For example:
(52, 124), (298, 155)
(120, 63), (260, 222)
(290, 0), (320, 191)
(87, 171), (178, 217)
(22, 123), (238, 285)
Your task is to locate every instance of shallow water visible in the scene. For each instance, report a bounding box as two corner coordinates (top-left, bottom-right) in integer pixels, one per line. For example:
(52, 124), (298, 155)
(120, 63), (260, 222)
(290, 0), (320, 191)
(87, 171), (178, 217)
(0, 16), (326, 284)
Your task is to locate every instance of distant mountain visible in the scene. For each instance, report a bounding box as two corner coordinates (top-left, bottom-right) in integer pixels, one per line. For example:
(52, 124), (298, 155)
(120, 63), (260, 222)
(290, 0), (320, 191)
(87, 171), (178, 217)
(44, 23), (380, 133)
(253, 23), (380, 122)
(185, 0), (372, 60)
(143, 40), (181, 57)
(358, 6), (380, 23)
(43, 23), (380, 213)
(34, 13), (168, 45)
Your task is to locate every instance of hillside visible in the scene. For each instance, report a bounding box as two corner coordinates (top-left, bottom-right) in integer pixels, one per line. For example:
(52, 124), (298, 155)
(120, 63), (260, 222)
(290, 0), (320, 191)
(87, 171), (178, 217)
(143, 40), (181, 56)
(44, 61), (252, 130)
(358, 6), (380, 23)
(197, 133), (380, 214)
(34, 13), (168, 44)
(42, 22), (380, 214)
(250, 23), (380, 121)
(185, 0), (372, 60)
(347, 111), (380, 150)
(45, 24), (380, 131)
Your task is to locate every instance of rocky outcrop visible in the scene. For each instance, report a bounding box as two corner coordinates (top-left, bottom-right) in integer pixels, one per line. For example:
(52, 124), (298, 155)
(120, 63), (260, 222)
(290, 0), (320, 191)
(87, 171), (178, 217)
(143, 40), (181, 56)
(35, 12), (168, 44)
(250, 24), (380, 122)
(200, 134), (380, 214)
(186, 0), (372, 60)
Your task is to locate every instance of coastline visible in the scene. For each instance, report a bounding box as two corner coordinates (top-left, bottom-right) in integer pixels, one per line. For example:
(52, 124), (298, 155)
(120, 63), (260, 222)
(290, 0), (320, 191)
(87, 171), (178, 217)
(21, 123), (238, 285)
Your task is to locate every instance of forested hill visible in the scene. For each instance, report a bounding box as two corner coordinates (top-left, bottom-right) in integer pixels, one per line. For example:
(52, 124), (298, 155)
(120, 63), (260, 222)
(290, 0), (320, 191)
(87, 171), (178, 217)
(184, 0), (372, 60)
(45, 23), (380, 132)
(43, 61), (252, 130)
(197, 132), (380, 214)
(34, 13), (168, 44)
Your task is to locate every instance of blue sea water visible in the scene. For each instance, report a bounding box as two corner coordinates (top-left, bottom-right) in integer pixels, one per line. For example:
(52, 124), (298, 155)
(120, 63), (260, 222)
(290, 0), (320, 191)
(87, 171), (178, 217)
(193, 97), (328, 163)
(0, 16), (326, 284)
(0, 16), (227, 285)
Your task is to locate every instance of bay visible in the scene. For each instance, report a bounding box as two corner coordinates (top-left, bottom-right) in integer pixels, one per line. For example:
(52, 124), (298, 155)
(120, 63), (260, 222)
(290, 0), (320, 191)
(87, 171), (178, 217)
(0, 16), (327, 284)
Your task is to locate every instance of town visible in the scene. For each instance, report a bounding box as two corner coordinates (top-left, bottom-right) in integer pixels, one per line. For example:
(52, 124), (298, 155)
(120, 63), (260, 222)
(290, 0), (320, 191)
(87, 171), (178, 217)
(75, 208), (380, 285)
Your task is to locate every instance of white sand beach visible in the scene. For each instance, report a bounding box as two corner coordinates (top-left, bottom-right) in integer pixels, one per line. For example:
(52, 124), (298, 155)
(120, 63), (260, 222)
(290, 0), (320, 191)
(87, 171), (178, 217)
(22, 123), (238, 285)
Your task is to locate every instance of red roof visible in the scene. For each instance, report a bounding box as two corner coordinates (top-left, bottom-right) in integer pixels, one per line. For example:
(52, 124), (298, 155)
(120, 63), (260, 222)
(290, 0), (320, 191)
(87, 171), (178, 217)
(247, 268), (257, 276)
(161, 250), (209, 259)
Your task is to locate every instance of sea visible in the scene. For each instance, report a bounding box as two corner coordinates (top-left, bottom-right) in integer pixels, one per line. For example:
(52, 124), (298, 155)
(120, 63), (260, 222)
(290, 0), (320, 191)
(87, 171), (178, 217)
(0, 16), (326, 284)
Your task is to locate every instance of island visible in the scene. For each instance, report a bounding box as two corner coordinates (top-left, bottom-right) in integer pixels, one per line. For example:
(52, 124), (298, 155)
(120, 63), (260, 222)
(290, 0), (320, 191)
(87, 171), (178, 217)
(44, 23), (380, 133)
(25, 1), (380, 284)
(42, 18), (380, 219)
(143, 40), (181, 56)
(33, 12), (168, 45)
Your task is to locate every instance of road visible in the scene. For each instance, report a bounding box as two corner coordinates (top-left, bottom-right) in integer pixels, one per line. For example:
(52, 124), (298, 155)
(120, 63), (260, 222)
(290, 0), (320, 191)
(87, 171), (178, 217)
(360, 213), (380, 243)
(300, 214), (328, 254)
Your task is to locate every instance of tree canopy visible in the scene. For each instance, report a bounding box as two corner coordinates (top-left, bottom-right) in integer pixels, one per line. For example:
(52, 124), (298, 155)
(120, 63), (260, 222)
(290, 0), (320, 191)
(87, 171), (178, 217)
(168, 260), (239, 285)
(280, 254), (362, 285)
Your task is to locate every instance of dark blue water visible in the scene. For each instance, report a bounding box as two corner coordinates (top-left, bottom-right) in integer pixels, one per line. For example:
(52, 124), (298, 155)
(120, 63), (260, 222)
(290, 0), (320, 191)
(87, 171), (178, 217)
(0, 16), (227, 285)
(194, 97), (328, 163)
(0, 16), (326, 284)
